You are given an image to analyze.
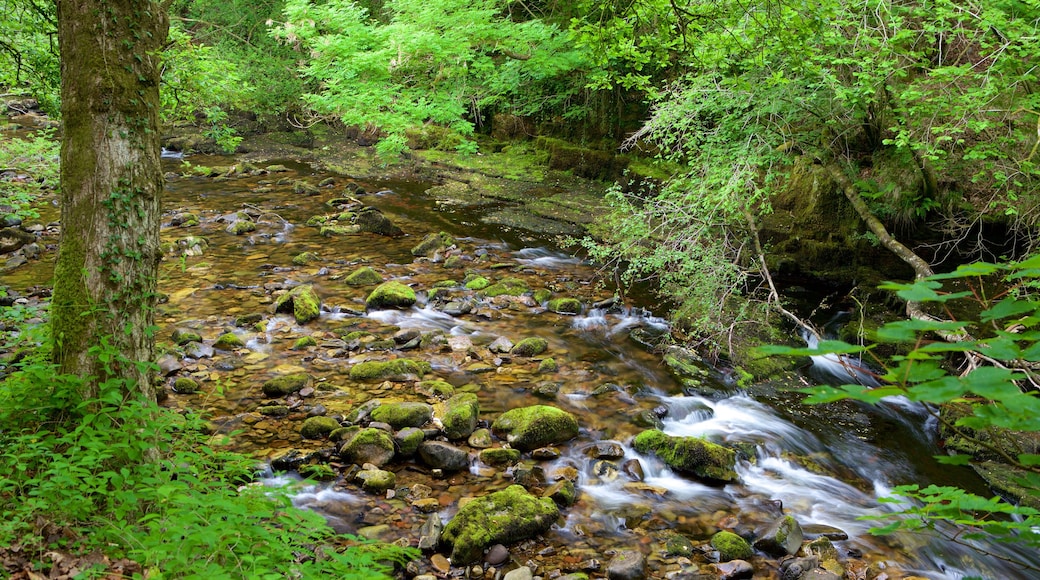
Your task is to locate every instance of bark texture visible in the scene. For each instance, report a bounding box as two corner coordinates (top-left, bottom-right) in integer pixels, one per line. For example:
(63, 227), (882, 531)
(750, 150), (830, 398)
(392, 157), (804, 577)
(53, 0), (169, 399)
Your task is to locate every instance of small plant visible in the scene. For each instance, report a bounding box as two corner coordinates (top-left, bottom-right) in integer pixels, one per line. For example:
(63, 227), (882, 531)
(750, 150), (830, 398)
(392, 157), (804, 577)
(202, 106), (243, 154)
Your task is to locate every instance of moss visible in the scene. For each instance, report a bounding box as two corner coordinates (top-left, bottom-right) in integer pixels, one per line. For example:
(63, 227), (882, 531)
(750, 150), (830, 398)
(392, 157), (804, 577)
(546, 297), (582, 315)
(417, 379), (456, 399)
(441, 484), (560, 564)
(631, 429), (738, 482)
(411, 231), (455, 257)
(262, 373), (313, 397)
(171, 328), (203, 345)
(711, 531), (753, 561)
(544, 480), (576, 507)
(298, 464), (337, 481)
(356, 468), (396, 494)
(340, 427), (396, 467)
(394, 427), (425, 456)
(532, 288), (552, 303)
(292, 336), (317, 350)
(349, 359), (430, 381)
(365, 281), (417, 309)
(491, 405), (579, 451)
(464, 276), (490, 290)
(300, 415), (341, 439)
(482, 277), (530, 297)
(537, 358), (558, 373)
(273, 284), (322, 324)
(292, 251), (320, 266)
(173, 377), (200, 394)
(510, 337), (548, 357)
(342, 266), (382, 287)
(479, 447), (522, 466)
(370, 401), (434, 429)
(213, 332), (246, 350)
(438, 393), (480, 440)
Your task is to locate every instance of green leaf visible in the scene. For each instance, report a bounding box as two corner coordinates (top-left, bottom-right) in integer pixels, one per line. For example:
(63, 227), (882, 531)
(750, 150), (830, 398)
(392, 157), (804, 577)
(928, 261), (1001, 279)
(876, 319), (969, 342)
(962, 366), (1026, 401)
(935, 454), (973, 465)
(981, 298), (1038, 323)
(1018, 454), (1040, 467)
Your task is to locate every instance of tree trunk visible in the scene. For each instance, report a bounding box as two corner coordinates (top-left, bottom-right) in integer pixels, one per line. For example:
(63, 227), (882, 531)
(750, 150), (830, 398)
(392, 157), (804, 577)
(52, 0), (169, 401)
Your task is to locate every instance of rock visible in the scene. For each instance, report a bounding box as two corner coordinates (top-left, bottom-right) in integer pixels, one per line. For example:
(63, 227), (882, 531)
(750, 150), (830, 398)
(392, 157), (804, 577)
(345, 266), (384, 286)
(711, 531), (753, 561)
(485, 543), (509, 566)
(370, 401), (433, 429)
(340, 427), (396, 467)
(172, 377), (200, 394)
(806, 537), (844, 577)
(800, 524), (848, 541)
(492, 405), (579, 451)
(292, 251), (320, 266)
(714, 560), (754, 580)
(537, 358), (558, 373)
(479, 447), (521, 466)
(258, 405), (290, 417)
(300, 415), (340, 439)
(235, 313), (263, 327)
(544, 480), (576, 507)
(171, 328), (203, 345)
(606, 549), (646, 580)
(366, 281), (417, 309)
(482, 277), (530, 297)
(213, 332), (245, 350)
(631, 429), (738, 482)
(349, 359), (430, 381)
(510, 337), (549, 357)
(418, 516), (443, 551)
(436, 393), (479, 440)
(353, 206), (403, 237)
(778, 556), (837, 580)
(394, 427), (425, 456)
(664, 534), (695, 557)
(488, 336), (514, 353)
(504, 567), (533, 580)
(273, 284), (322, 324)
(184, 341), (214, 358)
(464, 276), (490, 290)
(411, 231), (455, 257)
(442, 485), (559, 564)
(355, 467), (396, 494)
(226, 219), (256, 235)
(754, 515), (804, 557)
(0, 227), (35, 255)
(547, 297), (582, 315)
(320, 224), (361, 236)
(585, 441), (626, 459)
(417, 379), (455, 399)
(157, 353), (183, 376)
(293, 180), (321, 195)
(418, 440), (470, 472)
(292, 336), (317, 350)
(262, 373), (313, 397)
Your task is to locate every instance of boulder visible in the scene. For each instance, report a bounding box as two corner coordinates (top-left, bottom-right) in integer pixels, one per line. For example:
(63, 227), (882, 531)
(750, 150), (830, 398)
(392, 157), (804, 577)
(355, 467), (396, 494)
(418, 440), (470, 472)
(606, 549), (646, 580)
(754, 514), (804, 557)
(349, 359), (430, 381)
(262, 373), (313, 397)
(353, 207), (403, 237)
(411, 231), (455, 257)
(482, 277), (530, 297)
(491, 405), (579, 451)
(711, 531), (753, 561)
(366, 281), (417, 310)
(436, 393), (480, 440)
(345, 266), (384, 286)
(273, 284), (322, 324)
(300, 416), (340, 439)
(441, 485), (559, 564)
(479, 447), (521, 466)
(631, 429), (738, 482)
(213, 332), (245, 350)
(394, 427), (425, 456)
(340, 427), (396, 467)
(370, 401), (433, 429)
(510, 337), (548, 357)
(547, 297), (582, 315)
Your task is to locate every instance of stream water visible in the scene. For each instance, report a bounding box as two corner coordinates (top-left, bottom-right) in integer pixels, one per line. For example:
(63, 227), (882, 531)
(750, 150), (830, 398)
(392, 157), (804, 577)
(5, 150), (1039, 579)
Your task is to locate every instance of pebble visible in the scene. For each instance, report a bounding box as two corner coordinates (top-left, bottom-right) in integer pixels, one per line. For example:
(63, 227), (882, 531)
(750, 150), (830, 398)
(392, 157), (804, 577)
(430, 553), (451, 574)
(503, 566), (533, 580)
(485, 544), (509, 566)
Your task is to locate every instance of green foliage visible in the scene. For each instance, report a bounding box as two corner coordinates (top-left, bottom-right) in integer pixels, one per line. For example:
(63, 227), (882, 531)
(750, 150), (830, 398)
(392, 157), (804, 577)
(202, 106), (243, 153)
(0, 127), (58, 221)
(0, 339), (416, 578)
(764, 255), (1040, 554)
(0, 0), (60, 113)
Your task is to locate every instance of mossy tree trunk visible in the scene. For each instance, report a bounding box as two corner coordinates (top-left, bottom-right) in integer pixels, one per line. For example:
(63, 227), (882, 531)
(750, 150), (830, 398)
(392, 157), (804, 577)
(52, 0), (169, 401)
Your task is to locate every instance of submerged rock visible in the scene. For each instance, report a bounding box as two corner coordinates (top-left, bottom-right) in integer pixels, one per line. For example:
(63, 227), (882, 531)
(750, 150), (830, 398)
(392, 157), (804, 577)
(631, 429), (738, 482)
(262, 373), (313, 397)
(273, 284), (322, 324)
(754, 514), (804, 557)
(491, 405), (579, 451)
(412, 231), (455, 257)
(547, 297), (582, 315)
(441, 484), (559, 564)
(366, 281), (417, 309)
(605, 549), (646, 580)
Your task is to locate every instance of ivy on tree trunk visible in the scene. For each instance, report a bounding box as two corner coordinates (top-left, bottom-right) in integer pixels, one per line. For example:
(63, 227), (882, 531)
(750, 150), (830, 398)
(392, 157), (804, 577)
(52, 0), (169, 401)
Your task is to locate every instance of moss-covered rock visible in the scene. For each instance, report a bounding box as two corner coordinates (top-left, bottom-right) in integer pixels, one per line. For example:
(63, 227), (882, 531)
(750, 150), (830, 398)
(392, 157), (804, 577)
(213, 332), (246, 350)
(320, 224), (362, 236)
(300, 416), (341, 439)
(262, 373), (313, 397)
(340, 427), (396, 467)
(411, 231), (455, 257)
(631, 429), (738, 482)
(345, 266), (384, 286)
(547, 297), (582, 315)
(349, 359), (430, 381)
(482, 277), (530, 297)
(479, 447), (522, 466)
(537, 358), (558, 373)
(356, 467), (397, 494)
(544, 479), (577, 507)
(754, 514), (804, 557)
(394, 427), (425, 456)
(464, 276), (490, 290)
(291, 336), (317, 350)
(437, 393), (480, 440)
(292, 251), (320, 266)
(353, 207), (404, 237)
(370, 401), (434, 429)
(417, 379), (455, 399)
(491, 405), (579, 451)
(226, 219), (256, 235)
(273, 284), (322, 324)
(365, 281), (417, 310)
(510, 337), (549, 357)
(711, 531), (753, 561)
(441, 485), (560, 564)
(171, 328), (203, 345)
(173, 377), (200, 394)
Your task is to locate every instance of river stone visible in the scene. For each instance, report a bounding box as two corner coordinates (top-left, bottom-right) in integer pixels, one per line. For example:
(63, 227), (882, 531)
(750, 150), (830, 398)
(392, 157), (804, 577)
(353, 206), (403, 237)
(262, 373), (313, 397)
(585, 441), (626, 459)
(714, 560), (754, 580)
(345, 266), (383, 286)
(184, 341), (214, 358)
(492, 405), (579, 451)
(606, 549), (646, 580)
(754, 514), (804, 557)
(418, 440), (470, 472)
(468, 428), (494, 448)
(419, 516), (443, 551)
(664, 533), (695, 557)
(366, 281), (417, 309)
(801, 524), (848, 541)
(172, 377), (200, 394)
(537, 358), (558, 373)
(441, 485), (559, 564)
(464, 276), (490, 290)
(273, 284), (321, 324)
(631, 429), (738, 482)
(436, 393), (479, 440)
(171, 328), (203, 345)
(488, 336), (514, 353)
(778, 556), (837, 580)
(355, 467), (396, 494)
(510, 337), (549, 357)
(485, 543), (509, 566)
(544, 479), (576, 507)
(213, 332), (245, 350)
(504, 567), (533, 580)
(0, 227), (34, 255)
(349, 359), (430, 381)
(300, 415), (340, 439)
(412, 231), (455, 257)
(226, 219), (256, 235)
(482, 277), (530, 297)
(547, 297), (582, 315)
(292, 251), (320, 266)
(417, 379), (455, 399)
(711, 531), (753, 561)
(340, 427), (396, 467)
(395, 427), (425, 456)
(370, 401), (433, 429)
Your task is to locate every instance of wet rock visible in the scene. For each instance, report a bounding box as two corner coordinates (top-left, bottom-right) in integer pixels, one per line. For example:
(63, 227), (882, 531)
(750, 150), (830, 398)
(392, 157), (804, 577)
(631, 429), (738, 482)
(353, 206), (403, 237)
(531, 446), (560, 460)
(0, 227), (34, 255)
(482, 277), (530, 297)
(156, 353), (183, 376)
(213, 332), (245, 350)
(664, 533), (695, 557)
(585, 441), (626, 459)
(547, 297), (582, 315)
(292, 251), (320, 266)
(340, 427), (396, 467)
(437, 393), (479, 440)
(533, 382), (561, 399)
(663, 346), (713, 392)
(468, 428), (494, 448)
(262, 373), (313, 397)
(488, 336), (514, 353)
(544, 479), (576, 506)
(355, 467), (396, 494)
(440, 300), (474, 316)
(394, 427), (425, 456)
(621, 459), (645, 481)
(418, 515), (443, 551)
(171, 328), (203, 345)
(754, 514), (804, 557)
(441, 484), (559, 564)
(291, 336), (317, 350)
(172, 377), (200, 394)
(714, 560), (754, 580)
(537, 358), (558, 373)
(479, 447), (521, 466)
(417, 379), (455, 399)
(491, 405), (579, 451)
(366, 281), (417, 309)
(257, 405), (290, 417)
(293, 180), (321, 195)
(418, 440), (470, 472)
(349, 359), (430, 381)
(370, 401), (433, 429)
(711, 531), (753, 561)
(300, 415), (340, 439)
(234, 313), (263, 327)
(485, 543), (509, 566)
(606, 549), (646, 580)
(510, 337), (548, 357)
(778, 556), (835, 580)
(184, 341), (214, 358)
(345, 265), (383, 286)
(226, 218), (256, 235)
(393, 328), (421, 344)
(464, 276), (490, 290)
(412, 231), (455, 258)
(273, 284), (322, 324)
(504, 567), (533, 580)
(801, 524), (848, 541)
(320, 223), (362, 236)
(806, 537), (844, 577)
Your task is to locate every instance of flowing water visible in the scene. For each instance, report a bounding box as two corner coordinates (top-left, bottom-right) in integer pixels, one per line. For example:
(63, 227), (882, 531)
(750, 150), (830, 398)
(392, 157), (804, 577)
(5, 151), (1038, 579)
